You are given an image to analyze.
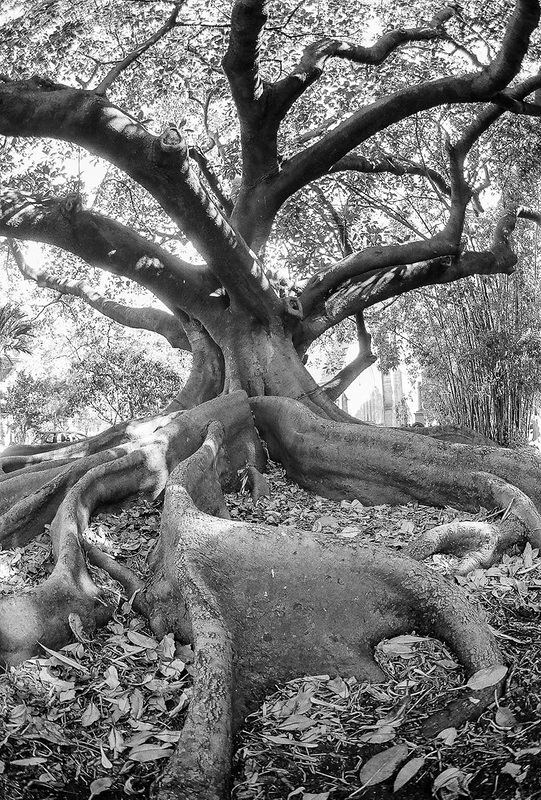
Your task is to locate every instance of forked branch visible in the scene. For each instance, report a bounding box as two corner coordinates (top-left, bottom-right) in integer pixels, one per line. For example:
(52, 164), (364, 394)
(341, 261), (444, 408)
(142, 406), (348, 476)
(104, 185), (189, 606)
(273, 0), (540, 204)
(0, 189), (219, 324)
(271, 5), (460, 123)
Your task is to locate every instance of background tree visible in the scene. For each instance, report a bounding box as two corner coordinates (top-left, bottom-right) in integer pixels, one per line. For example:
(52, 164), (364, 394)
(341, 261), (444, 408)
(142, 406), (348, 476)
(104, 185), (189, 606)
(3, 371), (68, 441)
(371, 202), (541, 446)
(64, 342), (185, 425)
(2, 2), (541, 797)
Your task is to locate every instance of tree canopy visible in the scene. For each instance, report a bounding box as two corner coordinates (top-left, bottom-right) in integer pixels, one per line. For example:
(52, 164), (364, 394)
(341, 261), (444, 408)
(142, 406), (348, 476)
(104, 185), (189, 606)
(2, 0), (541, 403)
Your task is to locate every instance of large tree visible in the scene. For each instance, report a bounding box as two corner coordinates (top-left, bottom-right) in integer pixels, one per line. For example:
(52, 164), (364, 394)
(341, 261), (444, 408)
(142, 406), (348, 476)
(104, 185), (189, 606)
(3, 1), (541, 797)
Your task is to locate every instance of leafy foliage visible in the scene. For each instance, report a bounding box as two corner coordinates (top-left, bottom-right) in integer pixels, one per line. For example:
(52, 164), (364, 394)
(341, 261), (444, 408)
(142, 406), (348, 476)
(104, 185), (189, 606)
(63, 344), (184, 425)
(4, 342), (184, 440)
(3, 372), (68, 441)
(372, 265), (541, 445)
(0, 303), (33, 364)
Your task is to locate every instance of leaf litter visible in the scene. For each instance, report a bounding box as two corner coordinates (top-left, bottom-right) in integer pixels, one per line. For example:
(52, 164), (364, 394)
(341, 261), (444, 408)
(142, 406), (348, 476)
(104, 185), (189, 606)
(0, 501), (192, 799)
(229, 464), (541, 800)
(1, 467), (541, 798)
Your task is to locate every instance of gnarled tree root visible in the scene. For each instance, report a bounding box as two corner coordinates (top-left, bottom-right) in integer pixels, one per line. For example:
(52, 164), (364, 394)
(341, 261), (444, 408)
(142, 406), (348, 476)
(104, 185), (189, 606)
(408, 472), (541, 573)
(0, 391), (264, 550)
(0, 392), (265, 665)
(148, 424), (505, 800)
(0, 392), (514, 799)
(250, 396), (541, 507)
(250, 396), (541, 572)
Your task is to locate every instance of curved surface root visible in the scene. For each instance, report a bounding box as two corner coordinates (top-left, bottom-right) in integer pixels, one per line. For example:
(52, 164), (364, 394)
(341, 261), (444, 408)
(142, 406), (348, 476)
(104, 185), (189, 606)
(0, 393), (264, 665)
(149, 426), (505, 800)
(250, 396), (541, 508)
(408, 472), (541, 573)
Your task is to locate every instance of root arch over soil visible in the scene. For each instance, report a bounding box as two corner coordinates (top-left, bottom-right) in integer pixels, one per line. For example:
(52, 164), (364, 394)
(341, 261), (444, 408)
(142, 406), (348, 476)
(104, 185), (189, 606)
(2, 391), (541, 797)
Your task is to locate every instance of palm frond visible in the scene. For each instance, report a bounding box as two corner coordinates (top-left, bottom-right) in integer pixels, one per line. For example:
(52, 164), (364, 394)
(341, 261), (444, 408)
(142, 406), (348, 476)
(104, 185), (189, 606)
(0, 302), (34, 358)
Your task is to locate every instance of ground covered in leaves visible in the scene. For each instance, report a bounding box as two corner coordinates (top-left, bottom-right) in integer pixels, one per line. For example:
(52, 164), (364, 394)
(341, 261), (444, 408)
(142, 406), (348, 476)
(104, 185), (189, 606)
(1, 465), (541, 799)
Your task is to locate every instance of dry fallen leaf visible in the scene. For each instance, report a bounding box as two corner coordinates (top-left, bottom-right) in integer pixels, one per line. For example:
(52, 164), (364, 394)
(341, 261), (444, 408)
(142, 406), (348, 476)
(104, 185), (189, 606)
(466, 664), (507, 691)
(10, 757), (48, 766)
(437, 727), (458, 745)
(279, 714), (316, 732)
(81, 700), (101, 727)
(495, 706), (518, 729)
(89, 777), (113, 797)
(128, 744), (175, 762)
(393, 756), (425, 792)
(358, 743), (409, 788)
(38, 642), (90, 675)
(360, 724), (397, 744)
(127, 630), (159, 650)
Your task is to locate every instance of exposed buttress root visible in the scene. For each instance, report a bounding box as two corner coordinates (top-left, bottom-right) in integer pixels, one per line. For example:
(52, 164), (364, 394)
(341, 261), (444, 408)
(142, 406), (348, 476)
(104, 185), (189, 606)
(1, 392), (527, 799)
(149, 423), (504, 800)
(0, 393), (265, 665)
(250, 396), (541, 574)
(408, 472), (541, 573)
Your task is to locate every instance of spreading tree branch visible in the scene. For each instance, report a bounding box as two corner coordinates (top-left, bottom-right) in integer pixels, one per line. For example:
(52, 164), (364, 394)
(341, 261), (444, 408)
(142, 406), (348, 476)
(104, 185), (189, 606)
(270, 5), (460, 123)
(328, 154), (451, 197)
(222, 0), (268, 114)
(299, 66), (541, 331)
(7, 240), (190, 351)
(0, 189), (218, 326)
(0, 81), (283, 320)
(299, 209), (531, 347)
(272, 0), (540, 205)
(320, 312), (376, 400)
(222, 0), (282, 185)
(189, 147), (234, 217)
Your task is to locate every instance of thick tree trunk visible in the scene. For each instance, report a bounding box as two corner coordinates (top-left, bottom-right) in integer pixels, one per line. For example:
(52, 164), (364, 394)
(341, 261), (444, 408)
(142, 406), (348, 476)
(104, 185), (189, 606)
(217, 318), (362, 423)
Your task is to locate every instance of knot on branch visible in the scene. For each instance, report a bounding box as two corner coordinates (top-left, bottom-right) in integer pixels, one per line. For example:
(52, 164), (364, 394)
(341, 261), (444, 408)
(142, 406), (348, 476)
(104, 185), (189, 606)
(60, 194), (83, 217)
(159, 124), (188, 156)
(282, 296), (303, 320)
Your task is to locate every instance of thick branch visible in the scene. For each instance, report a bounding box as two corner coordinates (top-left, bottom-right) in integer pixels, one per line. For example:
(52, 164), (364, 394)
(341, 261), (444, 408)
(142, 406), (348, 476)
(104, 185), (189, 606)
(8, 240), (191, 350)
(329, 154), (451, 197)
(299, 66), (541, 328)
(222, 0), (268, 113)
(320, 313), (376, 400)
(0, 80), (282, 320)
(222, 1), (283, 187)
(163, 315), (225, 411)
(299, 237), (461, 319)
(270, 6), (459, 123)
(0, 190), (219, 325)
(189, 147), (234, 217)
(272, 0), (540, 204)
(301, 236), (518, 346)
